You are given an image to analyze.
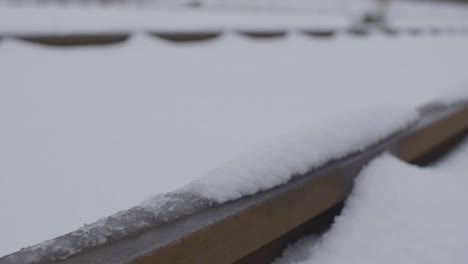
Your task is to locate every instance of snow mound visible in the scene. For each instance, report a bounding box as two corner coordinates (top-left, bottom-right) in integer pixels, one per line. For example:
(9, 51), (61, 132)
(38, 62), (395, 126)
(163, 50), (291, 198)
(183, 106), (418, 203)
(274, 149), (468, 264)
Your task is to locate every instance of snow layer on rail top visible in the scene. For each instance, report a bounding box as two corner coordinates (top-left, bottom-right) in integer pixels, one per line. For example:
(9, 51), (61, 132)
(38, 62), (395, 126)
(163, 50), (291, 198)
(182, 107), (417, 203)
(0, 5), (349, 35)
(274, 143), (468, 264)
(2, 34), (468, 259)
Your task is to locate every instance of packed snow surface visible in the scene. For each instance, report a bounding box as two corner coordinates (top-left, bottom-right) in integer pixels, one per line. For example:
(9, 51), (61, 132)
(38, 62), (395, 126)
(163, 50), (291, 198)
(1, 32), (468, 257)
(273, 138), (468, 264)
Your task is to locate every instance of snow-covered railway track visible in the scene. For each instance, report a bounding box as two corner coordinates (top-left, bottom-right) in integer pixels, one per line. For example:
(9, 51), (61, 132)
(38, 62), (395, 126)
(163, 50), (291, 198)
(1, 100), (467, 264)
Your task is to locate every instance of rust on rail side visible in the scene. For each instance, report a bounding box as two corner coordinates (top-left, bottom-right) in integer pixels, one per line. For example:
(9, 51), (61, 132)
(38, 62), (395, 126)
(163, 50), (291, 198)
(134, 170), (351, 264)
(234, 202), (344, 264)
(399, 105), (468, 164)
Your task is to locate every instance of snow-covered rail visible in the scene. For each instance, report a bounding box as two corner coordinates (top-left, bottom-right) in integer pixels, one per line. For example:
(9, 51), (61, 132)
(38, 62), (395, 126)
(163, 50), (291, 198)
(2, 26), (468, 47)
(1, 100), (467, 264)
(3, 24), (468, 46)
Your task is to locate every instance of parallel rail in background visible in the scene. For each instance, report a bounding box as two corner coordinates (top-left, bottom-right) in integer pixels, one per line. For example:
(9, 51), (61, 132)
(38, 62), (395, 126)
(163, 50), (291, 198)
(1, 25), (468, 46)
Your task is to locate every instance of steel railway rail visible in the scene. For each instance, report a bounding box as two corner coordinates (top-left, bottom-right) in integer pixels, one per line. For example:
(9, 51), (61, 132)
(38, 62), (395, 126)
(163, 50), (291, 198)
(2, 23), (468, 46)
(1, 100), (467, 264)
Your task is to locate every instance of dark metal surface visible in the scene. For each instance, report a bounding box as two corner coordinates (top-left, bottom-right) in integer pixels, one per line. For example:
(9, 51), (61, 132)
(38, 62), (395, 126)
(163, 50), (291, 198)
(234, 202), (344, 264)
(399, 103), (468, 164)
(301, 30), (336, 38)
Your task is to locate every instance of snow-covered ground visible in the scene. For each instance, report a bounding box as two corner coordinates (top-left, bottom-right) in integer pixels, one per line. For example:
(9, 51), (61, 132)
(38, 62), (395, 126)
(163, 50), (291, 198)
(2, 0), (468, 257)
(1, 32), (468, 257)
(273, 136), (468, 264)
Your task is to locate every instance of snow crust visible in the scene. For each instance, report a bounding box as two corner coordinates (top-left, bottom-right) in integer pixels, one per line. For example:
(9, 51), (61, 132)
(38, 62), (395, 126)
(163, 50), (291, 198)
(2, 32), (468, 258)
(274, 142), (468, 264)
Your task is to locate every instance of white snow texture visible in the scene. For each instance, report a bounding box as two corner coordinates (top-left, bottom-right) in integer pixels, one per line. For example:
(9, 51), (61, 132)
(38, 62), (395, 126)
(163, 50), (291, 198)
(185, 106), (418, 203)
(2, 0), (468, 257)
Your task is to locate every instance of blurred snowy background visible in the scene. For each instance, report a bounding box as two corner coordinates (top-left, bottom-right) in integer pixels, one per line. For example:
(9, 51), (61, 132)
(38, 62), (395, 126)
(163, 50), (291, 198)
(1, 0), (468, 260)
